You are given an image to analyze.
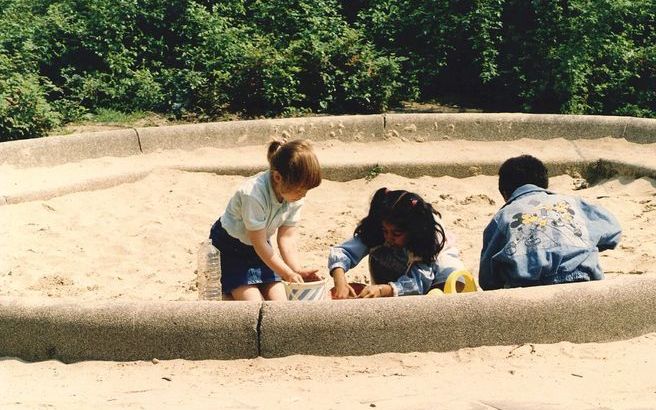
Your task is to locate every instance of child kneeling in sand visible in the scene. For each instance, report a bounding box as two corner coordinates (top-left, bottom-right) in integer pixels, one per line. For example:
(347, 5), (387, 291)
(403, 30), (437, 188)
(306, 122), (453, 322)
(329, 188), (465, 298)
(209, 139), (322, 301)
(478, 154), (622, 290)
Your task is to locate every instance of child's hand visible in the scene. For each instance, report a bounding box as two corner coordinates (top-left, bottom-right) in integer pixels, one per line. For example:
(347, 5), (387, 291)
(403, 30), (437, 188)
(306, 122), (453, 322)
(358, 284), (389, 298)
(333, 283), (357, 299)
(283, 272), (304, 283)
(298, 268), (322, 282)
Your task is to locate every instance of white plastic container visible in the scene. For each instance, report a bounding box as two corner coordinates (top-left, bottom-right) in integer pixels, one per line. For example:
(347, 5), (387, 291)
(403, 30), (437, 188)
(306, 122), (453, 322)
(284, 279), (327, 301)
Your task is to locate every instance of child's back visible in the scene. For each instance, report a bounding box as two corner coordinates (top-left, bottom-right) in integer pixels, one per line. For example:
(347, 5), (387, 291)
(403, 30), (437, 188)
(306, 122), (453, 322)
(479, 155), (621, 290)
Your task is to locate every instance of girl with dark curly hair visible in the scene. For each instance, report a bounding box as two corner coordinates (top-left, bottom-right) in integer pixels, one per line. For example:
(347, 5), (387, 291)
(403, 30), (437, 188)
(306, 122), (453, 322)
(328, 187), (465, 298)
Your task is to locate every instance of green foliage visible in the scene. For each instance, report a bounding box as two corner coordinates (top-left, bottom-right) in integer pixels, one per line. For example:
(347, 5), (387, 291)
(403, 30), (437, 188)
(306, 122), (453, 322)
(176, 0), (403, 117)
(0, 72), (61, 140)
(475, 0), (656, 115)
(356, 0), (655, 116)
(358, 0), (497, 101)
(365, 163), (384, 182)
(0, 0), (653, 141)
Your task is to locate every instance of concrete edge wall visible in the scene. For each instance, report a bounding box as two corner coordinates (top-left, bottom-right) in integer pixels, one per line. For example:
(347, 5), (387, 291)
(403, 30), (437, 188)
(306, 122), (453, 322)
(261, 276), (656, 357)
(385, 113), (656, 143)
(1, 158), (647, 206)
(2, 114), (655, 168)
(136, 114), (385, 153)
(1, 114), (655, 361)
(175, 160), (590, 182)
(1, 275), (655, 362)
(0, 129), (141, 167)
(2, 171), (152, 205)
(0, 299), (260, 362)
(597, 159), (656, 181)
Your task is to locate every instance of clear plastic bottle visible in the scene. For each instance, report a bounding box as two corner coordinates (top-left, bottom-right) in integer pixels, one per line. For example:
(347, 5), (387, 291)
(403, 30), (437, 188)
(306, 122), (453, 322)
(197, 239), (222, 301)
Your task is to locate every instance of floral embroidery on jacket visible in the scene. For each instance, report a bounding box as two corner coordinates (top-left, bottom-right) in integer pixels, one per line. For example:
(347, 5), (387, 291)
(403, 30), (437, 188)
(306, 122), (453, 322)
(504, 199), (586, 255)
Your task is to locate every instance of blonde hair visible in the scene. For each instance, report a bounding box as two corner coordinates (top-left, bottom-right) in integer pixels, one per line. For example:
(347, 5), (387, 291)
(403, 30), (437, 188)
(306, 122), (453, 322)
(267, 139), (322, 190)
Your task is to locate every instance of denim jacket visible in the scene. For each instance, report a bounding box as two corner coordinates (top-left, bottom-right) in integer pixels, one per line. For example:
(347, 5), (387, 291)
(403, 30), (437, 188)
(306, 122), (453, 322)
(479, 184), (622, 290)
(328, 232), (464, 296)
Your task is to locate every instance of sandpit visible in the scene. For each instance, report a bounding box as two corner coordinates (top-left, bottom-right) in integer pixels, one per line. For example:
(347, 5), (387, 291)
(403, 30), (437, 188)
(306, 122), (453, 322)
(2, 114), (656, 409)
(2, 168), (654, 302)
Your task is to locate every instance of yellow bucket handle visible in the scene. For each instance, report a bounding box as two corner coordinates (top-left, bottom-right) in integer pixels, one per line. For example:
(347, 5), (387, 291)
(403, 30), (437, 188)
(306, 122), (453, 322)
(427, 270), (478, 296)
(444, 270), (478, 294)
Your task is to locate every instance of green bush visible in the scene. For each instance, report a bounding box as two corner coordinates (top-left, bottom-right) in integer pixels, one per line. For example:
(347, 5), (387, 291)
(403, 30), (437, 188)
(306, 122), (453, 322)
(356, 0), (655, 116)
(488, 0), (655, 116)
(0, 0), (654, 141)
(0, 72), (61, 140)
(175, 0), (404, 117)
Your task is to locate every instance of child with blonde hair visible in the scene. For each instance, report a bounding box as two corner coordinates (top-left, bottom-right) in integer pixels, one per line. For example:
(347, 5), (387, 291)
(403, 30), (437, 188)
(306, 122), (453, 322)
(209, 139), (322, 301)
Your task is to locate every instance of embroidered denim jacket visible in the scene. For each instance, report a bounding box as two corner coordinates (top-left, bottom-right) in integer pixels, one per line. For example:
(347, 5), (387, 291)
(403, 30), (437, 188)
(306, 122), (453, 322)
(479, 184), (622, 290)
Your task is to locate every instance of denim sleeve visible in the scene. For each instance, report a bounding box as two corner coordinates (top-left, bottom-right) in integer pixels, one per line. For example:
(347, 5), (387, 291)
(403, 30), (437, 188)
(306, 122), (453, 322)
(579, 199), (622, 251)
(327, 236), (369, 273)
(389, 264), (433, 296)
(478, 218), (506, 290)
(433, 232), (466, 284)
(388, 230), (467, 296)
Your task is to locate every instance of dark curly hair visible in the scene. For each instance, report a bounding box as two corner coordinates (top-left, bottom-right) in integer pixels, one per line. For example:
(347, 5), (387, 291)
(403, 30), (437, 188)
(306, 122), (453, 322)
(498, 155), (549, 200)
(354, 188), (446, 263)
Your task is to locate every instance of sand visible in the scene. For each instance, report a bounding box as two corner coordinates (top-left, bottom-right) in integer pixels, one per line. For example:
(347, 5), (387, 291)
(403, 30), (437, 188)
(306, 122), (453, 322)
(1, 139), (655, 408)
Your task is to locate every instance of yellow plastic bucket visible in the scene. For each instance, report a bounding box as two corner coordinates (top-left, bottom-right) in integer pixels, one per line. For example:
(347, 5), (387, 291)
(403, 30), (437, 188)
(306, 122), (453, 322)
(427, 271), (478, 296)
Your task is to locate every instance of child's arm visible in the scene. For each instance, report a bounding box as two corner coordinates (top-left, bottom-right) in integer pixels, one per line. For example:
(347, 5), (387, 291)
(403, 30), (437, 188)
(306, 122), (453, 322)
(330, 268), (357, 298)
(247, 228), (304, 283)
(579, 199), (622, 251)
(386, 265), (432, 296)
(362, 262), (439, 297)
(478, 219), (506, 290)
(277, 225), (320, 281)
(358, 284), (393, 298)
(328, 236), (369, 299)
(434, 231), (466, 281)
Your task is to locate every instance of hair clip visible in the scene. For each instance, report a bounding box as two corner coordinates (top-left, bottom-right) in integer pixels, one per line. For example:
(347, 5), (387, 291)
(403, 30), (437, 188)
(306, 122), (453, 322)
(411, 199), (418, 207)
(390, 191), (408, 209)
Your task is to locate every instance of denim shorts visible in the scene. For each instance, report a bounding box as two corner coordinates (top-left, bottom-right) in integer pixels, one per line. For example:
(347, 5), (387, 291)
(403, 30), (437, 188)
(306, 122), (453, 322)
(209, 219), (281, 295)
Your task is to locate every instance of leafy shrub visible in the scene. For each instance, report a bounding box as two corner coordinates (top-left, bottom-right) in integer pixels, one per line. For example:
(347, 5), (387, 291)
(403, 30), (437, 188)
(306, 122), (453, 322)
(356, 0), (655, 117)
(1, 0), (654, 141)
(246, 0), (405, 113)
(0, 72), (61, 140)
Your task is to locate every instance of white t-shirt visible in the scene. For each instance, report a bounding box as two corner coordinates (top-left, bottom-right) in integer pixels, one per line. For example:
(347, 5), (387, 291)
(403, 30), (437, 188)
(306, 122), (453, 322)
(220, 171), (303, 245)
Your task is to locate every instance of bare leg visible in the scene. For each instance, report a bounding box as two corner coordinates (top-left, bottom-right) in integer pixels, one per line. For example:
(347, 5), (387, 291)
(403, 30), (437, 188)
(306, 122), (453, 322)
(231, 285), (264, 301)
(261, 282), (288, 301)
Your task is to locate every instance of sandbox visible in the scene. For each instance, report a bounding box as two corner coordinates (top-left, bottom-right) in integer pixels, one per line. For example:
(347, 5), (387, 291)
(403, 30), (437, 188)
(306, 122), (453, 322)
(1, 113), (656, 361)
